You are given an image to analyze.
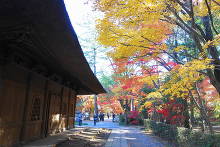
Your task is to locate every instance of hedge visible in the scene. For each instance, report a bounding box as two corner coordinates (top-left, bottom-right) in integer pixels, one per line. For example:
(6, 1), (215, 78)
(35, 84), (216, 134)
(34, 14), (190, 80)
(144, 119), (220, 147)
(119, 114), (126, 125)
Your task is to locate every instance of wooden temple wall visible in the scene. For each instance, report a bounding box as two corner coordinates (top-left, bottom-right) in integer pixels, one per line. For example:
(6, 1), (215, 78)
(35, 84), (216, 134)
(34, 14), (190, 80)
(0, 63), (77, 146)
(0, 64), (28, 146)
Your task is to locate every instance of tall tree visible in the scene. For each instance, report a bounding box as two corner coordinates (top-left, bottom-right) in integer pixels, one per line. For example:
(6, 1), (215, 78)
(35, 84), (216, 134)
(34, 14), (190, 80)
(93, 0), (220, 93)
(93, 0), (220, 133)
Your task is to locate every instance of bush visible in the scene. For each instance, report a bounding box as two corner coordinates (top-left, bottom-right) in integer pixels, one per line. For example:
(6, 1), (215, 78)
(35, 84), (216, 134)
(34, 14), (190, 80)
(130, 120), (139, 125)
(119, 114), (126, 125)
(119, 111), (144, 125)
(128, 111), (143, 125)
(144, 119), (220, 147)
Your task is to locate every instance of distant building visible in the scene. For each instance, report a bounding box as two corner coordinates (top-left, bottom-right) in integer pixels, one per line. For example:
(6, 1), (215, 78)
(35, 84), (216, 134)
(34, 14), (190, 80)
(0, 0), (105, 146)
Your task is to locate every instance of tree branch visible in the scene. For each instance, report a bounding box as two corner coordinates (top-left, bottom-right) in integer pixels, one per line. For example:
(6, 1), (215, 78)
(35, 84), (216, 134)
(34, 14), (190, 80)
(205, 0), (219, 34)
(213, 0), (220, 6)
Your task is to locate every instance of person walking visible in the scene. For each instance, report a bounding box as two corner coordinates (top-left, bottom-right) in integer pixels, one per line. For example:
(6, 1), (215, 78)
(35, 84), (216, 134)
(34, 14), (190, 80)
(78, 112), (83, 126)
(99, 113), (102, 121)
(93, 114), (98, 126)
(107, 113), (110, 119)
(102, 113), (105, 121)
(112, 113), (115, 122)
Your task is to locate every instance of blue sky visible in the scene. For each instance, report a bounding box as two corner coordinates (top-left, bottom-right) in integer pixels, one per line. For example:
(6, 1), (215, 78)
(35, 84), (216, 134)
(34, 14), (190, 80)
(64, 0), (112, 77)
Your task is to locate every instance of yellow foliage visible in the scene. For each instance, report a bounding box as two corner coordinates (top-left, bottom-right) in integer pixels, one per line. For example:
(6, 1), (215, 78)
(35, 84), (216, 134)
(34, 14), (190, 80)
(146, 92), (162, 99)
(111, 86), (123, 94)
(202, 34), (220, 50)
(138, 75), (159, 87)
(160, 58), (213, 97)
(93, 0), (220, 103)
(194, 1), (209, 17)
(173, 45), (188, 52)
(144, 101), (153, 108)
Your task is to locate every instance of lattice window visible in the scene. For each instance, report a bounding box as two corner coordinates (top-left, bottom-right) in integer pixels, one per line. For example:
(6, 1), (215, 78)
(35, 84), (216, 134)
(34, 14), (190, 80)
(30, 97), (41, 121)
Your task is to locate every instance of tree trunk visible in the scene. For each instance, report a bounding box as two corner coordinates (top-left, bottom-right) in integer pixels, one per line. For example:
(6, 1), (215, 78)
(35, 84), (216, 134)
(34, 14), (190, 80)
(93, 48), (99, 117)
(183, 99), (190, 129)
(94, 95), (98, 120)
(195, 83), (214, 134)
(124, 99), (129, 125)
(130, 98), (134, 111)
(202, 16), (220, 94)
(201, 119), (206, 132)
(202, 16), (219, 59)
(207, 69), (220, 94)
(189, 87), (214, 134)
(189, 96), (195, 127)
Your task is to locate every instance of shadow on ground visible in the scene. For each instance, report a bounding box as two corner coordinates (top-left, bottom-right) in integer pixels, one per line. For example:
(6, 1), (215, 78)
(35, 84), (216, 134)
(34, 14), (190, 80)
(57, 127), (111, 147)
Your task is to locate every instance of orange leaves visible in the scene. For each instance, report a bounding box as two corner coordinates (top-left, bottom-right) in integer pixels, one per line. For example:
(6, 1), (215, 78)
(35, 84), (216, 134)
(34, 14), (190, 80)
(141, 21), (172, 43)
(144, 101), (153, 108)
(197, 77), (220, 106)
(97, 95), (124, 114)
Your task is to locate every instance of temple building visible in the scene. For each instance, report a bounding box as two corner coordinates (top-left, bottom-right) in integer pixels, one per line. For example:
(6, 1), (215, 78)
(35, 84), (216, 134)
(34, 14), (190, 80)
(0, 0), (105, 146)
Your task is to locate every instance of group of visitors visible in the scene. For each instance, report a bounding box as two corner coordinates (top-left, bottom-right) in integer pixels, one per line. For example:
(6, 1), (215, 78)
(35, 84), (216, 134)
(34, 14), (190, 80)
(93, 112), (105, 126)
(99, 112), (105, 121)
(77, 111), (117, 126)
(93, 112), (116, 125)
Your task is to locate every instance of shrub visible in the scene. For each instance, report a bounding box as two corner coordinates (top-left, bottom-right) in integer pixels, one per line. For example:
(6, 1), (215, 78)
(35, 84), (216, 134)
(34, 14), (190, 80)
(144, 119), (220, 147)
(130, 120), (139, 125)
(119, 111), (143, 125)
(128, 111), (142, 125)
(128, 111), (139, 119)
(119, 114), (126, 125)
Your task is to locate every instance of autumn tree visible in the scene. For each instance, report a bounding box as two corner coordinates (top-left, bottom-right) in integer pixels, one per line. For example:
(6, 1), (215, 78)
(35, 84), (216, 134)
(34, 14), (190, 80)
(93, 0), (220, 92)
(93, 0), (220, 133)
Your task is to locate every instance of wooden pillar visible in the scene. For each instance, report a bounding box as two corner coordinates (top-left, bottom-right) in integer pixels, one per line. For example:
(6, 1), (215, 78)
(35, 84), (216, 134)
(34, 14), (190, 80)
(19, 72), (32, 143)
(66, 89), (71, 130)
(58, 87), (64, 131)
(72, 90), (77, 128)
(40, 80), (49, 137)
(44, 90), (52, 137)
